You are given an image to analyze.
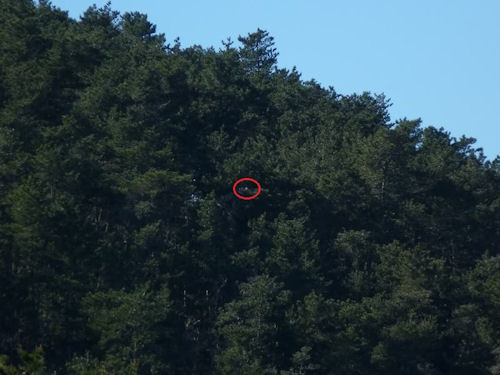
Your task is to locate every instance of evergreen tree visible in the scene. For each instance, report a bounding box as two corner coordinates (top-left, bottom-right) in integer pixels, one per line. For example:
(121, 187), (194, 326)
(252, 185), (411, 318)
(0, 1), (498, 373)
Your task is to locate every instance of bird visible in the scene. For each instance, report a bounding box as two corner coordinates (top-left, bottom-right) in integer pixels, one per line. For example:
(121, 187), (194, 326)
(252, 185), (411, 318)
(239, 186), (251, 193)
(238, 185), (257, 196)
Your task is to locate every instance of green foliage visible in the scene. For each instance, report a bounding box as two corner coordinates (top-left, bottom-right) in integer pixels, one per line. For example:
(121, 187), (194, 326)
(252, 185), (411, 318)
(67, 355), (137, 375)
(82, 285), (172, 374)
(216, 275), (290, 374)
(0, 1), (498, 374)
(0, 347), (48, 375)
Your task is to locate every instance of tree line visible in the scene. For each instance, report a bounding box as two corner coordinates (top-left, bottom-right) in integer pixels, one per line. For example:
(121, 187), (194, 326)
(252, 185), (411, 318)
(0, 1), (499, 374)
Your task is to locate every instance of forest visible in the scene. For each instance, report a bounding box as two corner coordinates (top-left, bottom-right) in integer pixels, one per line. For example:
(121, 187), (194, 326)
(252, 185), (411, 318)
(0, 1), (499, 374)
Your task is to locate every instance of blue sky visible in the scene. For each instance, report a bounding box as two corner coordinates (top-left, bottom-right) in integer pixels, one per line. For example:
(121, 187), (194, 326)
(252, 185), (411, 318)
(50, 0), (500, 161)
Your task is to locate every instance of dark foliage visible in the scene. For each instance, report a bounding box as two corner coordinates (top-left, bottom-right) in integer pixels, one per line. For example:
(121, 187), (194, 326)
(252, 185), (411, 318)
(0, 1), (499, 374)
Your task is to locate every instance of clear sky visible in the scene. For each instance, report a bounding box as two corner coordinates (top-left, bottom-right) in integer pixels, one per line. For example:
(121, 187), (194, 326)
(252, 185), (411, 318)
(49, 0), (500, 161)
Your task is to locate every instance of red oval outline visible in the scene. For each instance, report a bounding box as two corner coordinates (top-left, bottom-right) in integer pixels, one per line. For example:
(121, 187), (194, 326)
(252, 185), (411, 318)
(232, 178), (261, 200)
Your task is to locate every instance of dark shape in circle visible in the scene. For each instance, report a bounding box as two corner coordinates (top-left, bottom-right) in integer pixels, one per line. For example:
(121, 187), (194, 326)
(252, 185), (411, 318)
(233, 178), (261, 200)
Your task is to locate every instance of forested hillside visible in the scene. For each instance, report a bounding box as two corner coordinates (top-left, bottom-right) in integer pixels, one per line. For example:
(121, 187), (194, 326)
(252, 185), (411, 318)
(0, 1), (499, 374)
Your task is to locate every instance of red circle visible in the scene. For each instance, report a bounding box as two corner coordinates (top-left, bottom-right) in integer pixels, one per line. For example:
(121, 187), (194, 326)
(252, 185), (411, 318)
(232, 178), (261, 200)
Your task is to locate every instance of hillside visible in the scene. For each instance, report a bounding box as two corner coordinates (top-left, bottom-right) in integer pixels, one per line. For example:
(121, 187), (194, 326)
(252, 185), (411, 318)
(0, 1), (499, 374)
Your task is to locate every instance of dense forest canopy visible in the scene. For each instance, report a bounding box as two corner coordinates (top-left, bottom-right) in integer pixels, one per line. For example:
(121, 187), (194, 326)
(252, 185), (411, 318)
(0, 1), (499, 374)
